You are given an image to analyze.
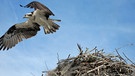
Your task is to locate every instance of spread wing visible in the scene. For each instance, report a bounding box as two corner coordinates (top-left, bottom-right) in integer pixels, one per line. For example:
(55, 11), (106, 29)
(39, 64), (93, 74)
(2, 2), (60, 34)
(20, 1), (54, 17)
(0, 22), (40, 50)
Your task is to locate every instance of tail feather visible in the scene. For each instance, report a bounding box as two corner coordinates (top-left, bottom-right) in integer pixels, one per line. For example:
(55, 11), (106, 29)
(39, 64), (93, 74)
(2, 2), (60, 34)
(43, 19), (60, 34)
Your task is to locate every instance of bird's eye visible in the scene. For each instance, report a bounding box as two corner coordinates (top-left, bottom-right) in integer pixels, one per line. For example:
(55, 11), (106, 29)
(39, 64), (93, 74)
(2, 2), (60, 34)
(31, 12), (34, 14)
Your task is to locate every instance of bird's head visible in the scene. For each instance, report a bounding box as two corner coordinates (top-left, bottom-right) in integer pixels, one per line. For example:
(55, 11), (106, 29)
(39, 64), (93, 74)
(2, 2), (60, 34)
(23, 12), (33, 18)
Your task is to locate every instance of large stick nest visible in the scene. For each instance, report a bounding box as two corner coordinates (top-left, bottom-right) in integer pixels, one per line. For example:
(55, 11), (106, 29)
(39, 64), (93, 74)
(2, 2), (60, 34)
(45, 44), (135, 76)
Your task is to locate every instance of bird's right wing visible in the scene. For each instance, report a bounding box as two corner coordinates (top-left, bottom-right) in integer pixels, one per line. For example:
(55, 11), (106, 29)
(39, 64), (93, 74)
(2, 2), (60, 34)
(0, 22), (40, 50)
(20, 1), (54, 16)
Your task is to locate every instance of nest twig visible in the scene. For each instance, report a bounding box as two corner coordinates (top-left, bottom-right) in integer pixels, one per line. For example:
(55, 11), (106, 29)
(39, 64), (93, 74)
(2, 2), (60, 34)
(45, 45), (135, 76)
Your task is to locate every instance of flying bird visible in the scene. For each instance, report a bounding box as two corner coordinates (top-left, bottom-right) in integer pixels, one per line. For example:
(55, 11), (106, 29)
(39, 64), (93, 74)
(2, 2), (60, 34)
(0, 1), (60, 50)
(0, 13), (40, 50)
(20, 1), (61, 34)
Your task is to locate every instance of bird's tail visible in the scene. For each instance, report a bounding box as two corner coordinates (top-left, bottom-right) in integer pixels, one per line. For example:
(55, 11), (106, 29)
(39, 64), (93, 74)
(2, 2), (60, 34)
(43, 19), (60, 34)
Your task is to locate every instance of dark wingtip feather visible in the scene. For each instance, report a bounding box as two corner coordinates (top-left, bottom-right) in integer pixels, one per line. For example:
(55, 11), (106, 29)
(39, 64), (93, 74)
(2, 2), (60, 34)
(0, 36), (4, 51)
(20, 4), (23, 7)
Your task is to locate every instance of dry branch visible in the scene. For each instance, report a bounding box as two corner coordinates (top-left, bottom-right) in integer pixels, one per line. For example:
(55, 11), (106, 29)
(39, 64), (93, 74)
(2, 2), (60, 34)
(45, 45), (135, 76)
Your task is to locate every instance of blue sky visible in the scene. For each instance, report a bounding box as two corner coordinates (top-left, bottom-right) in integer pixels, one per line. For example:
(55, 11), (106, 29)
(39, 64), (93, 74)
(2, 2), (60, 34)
(0, 0), (135, 76)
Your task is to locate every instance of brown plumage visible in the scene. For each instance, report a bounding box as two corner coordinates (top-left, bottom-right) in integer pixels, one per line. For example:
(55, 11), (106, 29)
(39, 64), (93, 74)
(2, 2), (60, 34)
(0, 14), (40, 50)
(20, 1), (54, 19)
(31, 9), (60, 34)
(0, 1), (60, 50)
(20, 1), (61, 34)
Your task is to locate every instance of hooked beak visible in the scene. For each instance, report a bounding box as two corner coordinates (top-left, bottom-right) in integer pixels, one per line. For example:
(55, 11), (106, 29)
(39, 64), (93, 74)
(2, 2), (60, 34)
(23, 15), (26, 18)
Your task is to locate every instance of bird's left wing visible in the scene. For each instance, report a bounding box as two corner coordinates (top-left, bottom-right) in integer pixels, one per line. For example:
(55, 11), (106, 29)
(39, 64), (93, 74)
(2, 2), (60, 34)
(0, 22), (40, 50)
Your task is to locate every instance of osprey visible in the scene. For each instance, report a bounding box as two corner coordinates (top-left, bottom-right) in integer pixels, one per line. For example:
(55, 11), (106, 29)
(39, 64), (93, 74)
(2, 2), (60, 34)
(20, 1), (60, 34)
(0, 1), (60, 50)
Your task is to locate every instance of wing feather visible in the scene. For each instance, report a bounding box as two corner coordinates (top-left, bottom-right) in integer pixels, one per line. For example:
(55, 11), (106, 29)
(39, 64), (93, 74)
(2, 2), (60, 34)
(0, 23), (40, 50)
(21, 1), (54, 17)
